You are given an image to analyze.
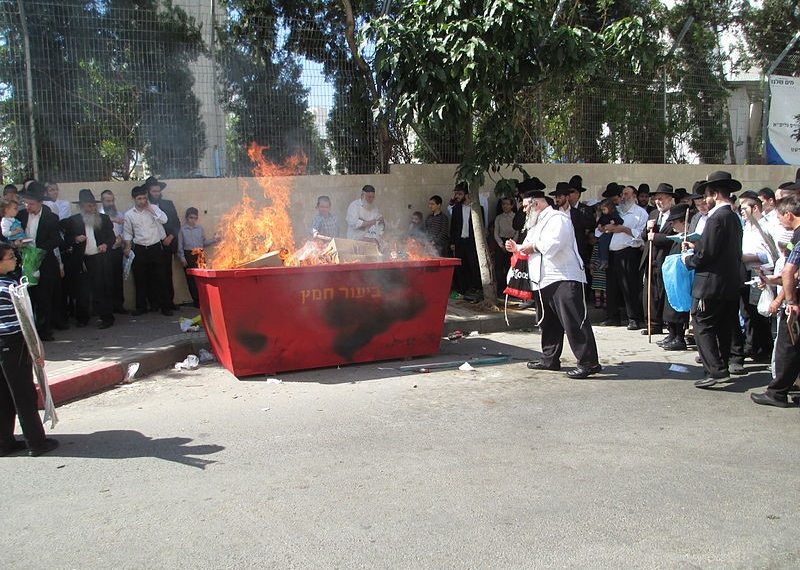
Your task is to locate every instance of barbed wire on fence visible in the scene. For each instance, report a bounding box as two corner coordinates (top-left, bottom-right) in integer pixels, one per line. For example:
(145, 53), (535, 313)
(0, 0), (796, 184)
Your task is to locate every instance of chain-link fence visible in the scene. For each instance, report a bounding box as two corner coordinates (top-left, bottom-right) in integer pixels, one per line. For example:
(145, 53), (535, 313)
(0, 0), (795, 183)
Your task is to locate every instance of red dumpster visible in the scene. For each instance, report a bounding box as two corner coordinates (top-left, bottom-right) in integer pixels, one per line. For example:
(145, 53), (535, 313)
(188, 258), (460, 377)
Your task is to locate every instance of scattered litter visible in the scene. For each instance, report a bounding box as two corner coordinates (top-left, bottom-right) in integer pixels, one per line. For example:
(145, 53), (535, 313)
(412, 384), (418, 388)
(458, 362), (476, 371)
(419, 368), (430, 373)
(398, 355), (510, 374)
(265, 377), (282, 385)
(122, 362), (140, 384)
(174, 355), (200, 371)
(468, 330), (480, 337)
(179, 317), (201, 333)
(669, 364), (690, 373)
(198, 348), (215, 364)
(261, 407), (270, 412)
(447, 330), (464, 340)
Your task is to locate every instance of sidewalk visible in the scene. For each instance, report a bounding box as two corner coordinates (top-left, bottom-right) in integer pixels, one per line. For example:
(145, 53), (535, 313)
(44, 300), (540, 405)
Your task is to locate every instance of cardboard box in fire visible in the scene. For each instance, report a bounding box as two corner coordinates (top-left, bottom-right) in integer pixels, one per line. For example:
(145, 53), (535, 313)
(321, 238), (381, 264)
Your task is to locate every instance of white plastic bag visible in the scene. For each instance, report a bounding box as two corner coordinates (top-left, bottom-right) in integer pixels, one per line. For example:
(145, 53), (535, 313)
(757, 286), (775, 317)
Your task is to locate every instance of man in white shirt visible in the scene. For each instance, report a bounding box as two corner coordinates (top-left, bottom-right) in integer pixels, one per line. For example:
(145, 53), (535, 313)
(506, 190), (601, 379)
(123, 185), (171, 317)
(345, 185), (384, 242)
(99, 190), (127, 313)
(601, 184), (648, 329)
(42, 182), (71, 221)
(448, 183), (483, 296)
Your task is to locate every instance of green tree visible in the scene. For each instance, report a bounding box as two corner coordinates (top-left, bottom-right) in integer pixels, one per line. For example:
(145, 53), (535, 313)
(217, 0), (329, 175)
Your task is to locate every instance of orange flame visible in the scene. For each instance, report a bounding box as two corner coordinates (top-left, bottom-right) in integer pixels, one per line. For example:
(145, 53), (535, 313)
(209, 143), (307, 269)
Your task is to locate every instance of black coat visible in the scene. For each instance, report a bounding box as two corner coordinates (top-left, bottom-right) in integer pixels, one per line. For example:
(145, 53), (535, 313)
(449, 202), (485, 245)
(61, 213), (115, 273)
(569, 204), (594, 260)
(151, 198), (180, 253)
(16, 207), (63, 279)
(684, 205), (744, 300)
(639, 209), (675, 271)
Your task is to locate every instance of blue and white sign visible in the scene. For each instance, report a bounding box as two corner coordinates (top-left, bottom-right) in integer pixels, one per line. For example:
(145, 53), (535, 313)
(767, 75), (800, 165)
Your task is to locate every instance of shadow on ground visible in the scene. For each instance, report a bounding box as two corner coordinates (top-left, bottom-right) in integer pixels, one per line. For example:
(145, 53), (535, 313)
(32, 430), (223, 469)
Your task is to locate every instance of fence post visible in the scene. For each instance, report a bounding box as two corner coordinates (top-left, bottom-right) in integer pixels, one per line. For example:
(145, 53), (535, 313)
(16, 0), (38, 179)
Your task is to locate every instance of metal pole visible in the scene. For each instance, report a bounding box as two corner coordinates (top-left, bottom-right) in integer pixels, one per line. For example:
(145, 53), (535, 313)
(17, 0), (38, 179)
(761, 31), (800, 164)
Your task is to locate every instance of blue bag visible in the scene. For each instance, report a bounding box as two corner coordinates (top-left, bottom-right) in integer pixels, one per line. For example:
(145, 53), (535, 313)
(662, 253), (694, 312)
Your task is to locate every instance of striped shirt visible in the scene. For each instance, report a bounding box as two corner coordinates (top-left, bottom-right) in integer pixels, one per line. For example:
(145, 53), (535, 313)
(0, 275), (22, 335)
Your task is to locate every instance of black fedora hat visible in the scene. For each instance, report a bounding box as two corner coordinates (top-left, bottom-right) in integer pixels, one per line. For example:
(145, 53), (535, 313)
(602, 182), (622, 198)
(143, 176), (167, 190)
(550, 182), (572, 196)
(568, 175), (586, 193)
(21, 181), (47, 202)
(652, 183), (674, 196)
(528, 190), (546, 199)
(518, 177), (546, 192)
(666, 203), (690, 223)
(674, 187), (688, 200)
(72, 188), (100, 204)
(638, 183), (650, 194)
(696, 171), (742, 193)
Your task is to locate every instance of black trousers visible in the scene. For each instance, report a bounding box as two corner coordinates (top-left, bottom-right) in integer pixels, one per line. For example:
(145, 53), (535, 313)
(692, 297), (740, 378)
(183, 249), (201, 307)
(161, 248), (176, 308)
(538, 280), (600, 368)
(452, 237), (481, 294)
(606, 246), (643, 323)
(0, 333), (45, 447)
(132, 243), (168, 312)
(644, 267), (665, 329)
(29, 273), (55, 337)
(740, 288), (773, 357)
(494, 241), (512, 296)
(76, 253), (114, 323)
(767, 312), (800, 398)
(108, 247), (125, 311)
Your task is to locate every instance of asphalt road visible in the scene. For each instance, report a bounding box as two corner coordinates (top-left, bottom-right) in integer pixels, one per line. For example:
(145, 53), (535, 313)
(2, 327), (798, 569)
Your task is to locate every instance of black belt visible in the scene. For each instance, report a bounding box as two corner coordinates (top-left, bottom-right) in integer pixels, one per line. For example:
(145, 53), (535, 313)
(134, 243), (162, 250)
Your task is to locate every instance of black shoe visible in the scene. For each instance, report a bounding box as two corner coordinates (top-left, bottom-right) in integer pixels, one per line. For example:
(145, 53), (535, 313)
(165, 304), (179, 311)
(75, 320), (88, 328)
(627, 320), (643, 330)
(97, 319), (114, 330)
(0, 439), (27, 457)
(662, 338), (687, 351)
(161, 309), (173, 317)
(641, 327), (663, 335)
(527, 360), (560, 371)
(131, 309), (147, 317)
(656, 335), (676, 347)
(750, 392), (790, 408)
(600, 319), (621, 326)
(685, 335), (695, 346)
(39, 333), (55, 342)
(694, 375), (729, 389)
(53, 323), (69, 331)
(729, 362), (746, 375)
(113, 307), (129, 315)
(566, 364), (602, 379)
(28, 438), (59, 457)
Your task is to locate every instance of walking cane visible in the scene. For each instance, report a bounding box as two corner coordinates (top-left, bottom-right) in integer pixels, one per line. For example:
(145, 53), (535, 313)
(647, 239), (653, 343)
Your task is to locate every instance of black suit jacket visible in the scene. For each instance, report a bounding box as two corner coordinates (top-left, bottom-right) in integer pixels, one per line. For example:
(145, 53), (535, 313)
(17, 207), (63, 279)
(639, 209), (675, 271)
(449, 203), (485, 246)
(152, 198), (180, 253)
(61, 213), (115, 274)
(684, 205), (744, 300)
(688, 211), (705, 234)
(569, 205), (594, 260)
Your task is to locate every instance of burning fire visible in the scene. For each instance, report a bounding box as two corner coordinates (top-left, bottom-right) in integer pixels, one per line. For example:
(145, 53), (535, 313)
(209, 143), (307, 269)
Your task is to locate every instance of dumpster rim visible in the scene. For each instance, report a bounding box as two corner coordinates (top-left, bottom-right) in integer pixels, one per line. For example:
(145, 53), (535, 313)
(188, 257), (460, 278)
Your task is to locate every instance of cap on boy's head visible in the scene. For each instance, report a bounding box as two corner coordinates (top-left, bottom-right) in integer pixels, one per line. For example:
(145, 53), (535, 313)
(362, 184), (375, 194)
(131, 185), (147, 198)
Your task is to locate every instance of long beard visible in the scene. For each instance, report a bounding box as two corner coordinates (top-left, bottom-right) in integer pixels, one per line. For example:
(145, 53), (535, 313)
(82, 212), (101, 230)
(104, 206), (117, 217)
(524, 210), (539, 231)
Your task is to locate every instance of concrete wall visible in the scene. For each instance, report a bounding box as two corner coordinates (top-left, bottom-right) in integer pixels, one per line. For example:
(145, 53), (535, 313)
(56, 163), (798, 306)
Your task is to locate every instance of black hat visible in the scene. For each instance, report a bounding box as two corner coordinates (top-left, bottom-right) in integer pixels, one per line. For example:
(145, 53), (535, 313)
(517, 177), (546, 192)
(528, 190), (546, 199)
(674, 187), (688, 201)
(73, 189), (100, 204)
(21, 181), (47, 202)
(666, 203), (691, 223)
(652, 183), (674, 196)
(568, 175), (586, 193)
(550, 182), (572, 196)
(695, 171), (742, 193)
(602, 182), (622, 198)
(131, 185), (148, 198)
(737, 190), (760, 201)
(362, 184), (376, 193)
(144, 176), (166, 190)
(638, 183), (650, 194)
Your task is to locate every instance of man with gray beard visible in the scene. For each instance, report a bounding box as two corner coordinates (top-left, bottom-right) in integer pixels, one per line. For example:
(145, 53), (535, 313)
(62, 189), (116, 329)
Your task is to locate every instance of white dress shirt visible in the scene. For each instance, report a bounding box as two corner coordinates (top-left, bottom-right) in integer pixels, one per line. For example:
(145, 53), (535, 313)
(609, 202), (648, 251)
(26, 210), (41, 243)
(123, 205), (167, 246)
(43, 199), (71, 220)
(345, 198), (383, 240)
(84, 220), (99, 255)
(522, 207), (585, 290)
